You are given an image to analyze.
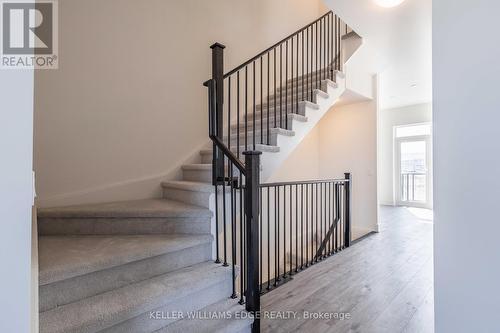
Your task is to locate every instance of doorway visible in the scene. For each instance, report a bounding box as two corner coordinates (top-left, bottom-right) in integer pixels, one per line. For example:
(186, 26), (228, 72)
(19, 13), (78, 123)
(394, 123), (432, 208)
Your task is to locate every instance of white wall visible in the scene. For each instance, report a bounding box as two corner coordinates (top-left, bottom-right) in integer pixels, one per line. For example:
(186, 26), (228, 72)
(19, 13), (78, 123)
(434, 0), (500, 332)
(318, 80), (379, 236)
(378, 103), (432, 205)
(267, 125), (321, 183)
(267, 74), (379, 239)
(0, 70), (34, 331)
(34, 0), (324, 207)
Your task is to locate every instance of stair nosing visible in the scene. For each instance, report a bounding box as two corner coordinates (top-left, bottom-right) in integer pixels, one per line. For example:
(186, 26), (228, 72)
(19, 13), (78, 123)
(181, 164), (213, 171)
(225, 128), (295, 140)
(39, 234), (214, 286)
(161, 180), (215, 193)
(38, 198), (211, 219)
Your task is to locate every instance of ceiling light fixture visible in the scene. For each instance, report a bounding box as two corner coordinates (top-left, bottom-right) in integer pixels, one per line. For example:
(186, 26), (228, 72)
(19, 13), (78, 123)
(374, 0), (406, 8)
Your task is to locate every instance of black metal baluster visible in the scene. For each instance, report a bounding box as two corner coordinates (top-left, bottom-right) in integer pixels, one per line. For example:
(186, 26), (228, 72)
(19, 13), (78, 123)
(335, 16), (339, 71)
(311, 23), (314, 96)
(259, 186), (262, 293)
(328, 13), (331, 80)
(300, 183), (304, 270)
(322, 182), (325, 259)
(267, 187), (271, 290)
(260, 57), (263, 145)
(228, 77), (231, 152)
(276, 186), (281, 283)
(267, 52), (270, 145)
(320, 18), (323, 82)
(336, 183), (340, 252)
(283, 185), (287, 279)
(295, 184), (299, 272)
(332, 182), (335, 254)
(319, 182), (323, 261)
(325, 182), (329, 257)
(327, 15), (330, 81)
(332, 16), (335, 74)
(306, 183), (310, 267)
(291, 37), (294, 115)
(339, 18), (342, 72)
(214, 181), (220, 263)
(340, 21), (344, 72)
(344, 173), (351, 248)
(318, 20), (324, 81)
(239, 171), (244, 304)
(316, 21), (319, 91)
(338, 182), (342, 249)
(332, 181), (336, 253)
(324, 182), (327, 258)
(328, 182), (332, 256)
(285, 40), (288, 129)
(222, 157), (228, 266)
(237, 72), (240, 159)
(279, 44), (283, 128)
(245, 67), (248, 152)
(333, 182), (337, 253)
(274, 48), (277, 129)
(340, 183), (343, 249)
(292, 31), (298, 113)
(302, 30), (305, 104)
(312, 183), (315, 265)
(311, 183), (314, 265)
(253, 61), (256, 150)
(290, 184), (293, 275)
(230, 166), (237, 298)
(274, 186), (278, 286)
(313, 183), (316, 265)
(324, 17), (327, 81)
(307, 27), (310, 101)
(319, 182), (323, 260)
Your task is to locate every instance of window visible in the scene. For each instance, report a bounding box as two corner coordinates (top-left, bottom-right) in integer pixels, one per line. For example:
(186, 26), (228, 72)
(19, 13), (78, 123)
(395, 123), (431, 138)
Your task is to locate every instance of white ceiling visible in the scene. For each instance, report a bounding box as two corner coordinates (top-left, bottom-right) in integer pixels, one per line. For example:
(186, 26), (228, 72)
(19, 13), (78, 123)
(324, 0), (432, 109)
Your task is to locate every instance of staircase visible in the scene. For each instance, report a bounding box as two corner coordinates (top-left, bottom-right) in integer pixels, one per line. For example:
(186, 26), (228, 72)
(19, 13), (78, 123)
(38, 198), (253, 333)
(37, 10), (358, 333)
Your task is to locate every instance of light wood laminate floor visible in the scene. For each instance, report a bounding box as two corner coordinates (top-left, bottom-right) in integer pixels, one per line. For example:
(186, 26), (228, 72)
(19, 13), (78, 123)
(262, 206), (434, 333)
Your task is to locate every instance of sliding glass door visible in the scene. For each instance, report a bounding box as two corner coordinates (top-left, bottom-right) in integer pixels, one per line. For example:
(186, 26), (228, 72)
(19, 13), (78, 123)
(395, 127), (432, 208)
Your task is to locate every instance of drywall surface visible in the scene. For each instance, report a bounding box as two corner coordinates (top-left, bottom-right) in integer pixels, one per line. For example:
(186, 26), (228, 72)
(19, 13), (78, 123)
(34, 0), (324, 207)
(0, 70), (34, 332)
(271, 73), (379, 236)
(434, 0), (500, 331)
(378, 103), (432, 205)
(318, 97), (378, 235)
(266, 125), (321, 183)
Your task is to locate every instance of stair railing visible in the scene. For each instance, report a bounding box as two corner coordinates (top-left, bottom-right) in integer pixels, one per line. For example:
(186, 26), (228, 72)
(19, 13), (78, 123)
(209, 11), (352, 165)
(204, 11), (354, 333)
(258, 173), (351, 293)
(204, 78), (261, 331)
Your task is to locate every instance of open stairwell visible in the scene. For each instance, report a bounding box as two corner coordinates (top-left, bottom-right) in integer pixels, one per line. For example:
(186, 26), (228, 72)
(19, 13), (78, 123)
(36, 69), (346, 333)
(37, 10), (360, 333)
(254, 71), (346, 181)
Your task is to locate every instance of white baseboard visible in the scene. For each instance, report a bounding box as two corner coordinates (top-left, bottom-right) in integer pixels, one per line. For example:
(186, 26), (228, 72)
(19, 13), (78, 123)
(352, 225), (378, 240)
(36, 141), (209, 208)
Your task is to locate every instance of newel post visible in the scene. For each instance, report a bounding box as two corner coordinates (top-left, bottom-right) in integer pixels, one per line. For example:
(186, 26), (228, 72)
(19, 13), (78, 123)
(244, 151), (261, 333)
(211, 42), (225, 184)
(344, 172), (351, 247)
